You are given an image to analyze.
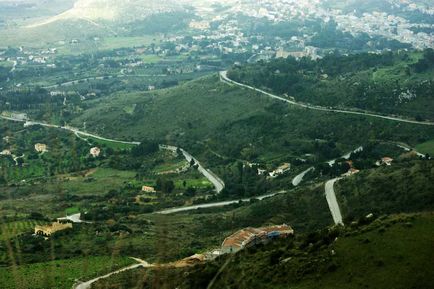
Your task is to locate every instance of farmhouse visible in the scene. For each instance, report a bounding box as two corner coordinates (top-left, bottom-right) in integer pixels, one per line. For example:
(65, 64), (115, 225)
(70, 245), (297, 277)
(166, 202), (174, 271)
(376, 157), (394, 166)
(269, 163), (291, 178)
(142, 186), (156, 193)
(90, 147), (101, 157)
(34, 143), (48, 153)
(0, 149), (11, 156)
(221, 224), (294, 254)
(34, 221), (72, 237)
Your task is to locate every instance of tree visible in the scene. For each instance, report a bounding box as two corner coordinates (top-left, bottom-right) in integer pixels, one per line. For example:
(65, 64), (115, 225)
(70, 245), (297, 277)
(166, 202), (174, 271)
(131, 140), (159, 157)
(156, 178), (175, 194)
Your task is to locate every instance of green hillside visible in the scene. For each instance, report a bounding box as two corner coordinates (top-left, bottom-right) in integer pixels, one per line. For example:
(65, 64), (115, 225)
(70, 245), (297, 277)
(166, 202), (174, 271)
(227, 49), (434, 121)
(90, 213), (434, 289)
(71, 75), (434, 162)
(336, 160), (434, 220)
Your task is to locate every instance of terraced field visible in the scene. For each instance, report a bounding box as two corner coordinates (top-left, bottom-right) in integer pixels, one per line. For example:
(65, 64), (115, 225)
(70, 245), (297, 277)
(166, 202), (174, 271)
(0, 256), (134, 289)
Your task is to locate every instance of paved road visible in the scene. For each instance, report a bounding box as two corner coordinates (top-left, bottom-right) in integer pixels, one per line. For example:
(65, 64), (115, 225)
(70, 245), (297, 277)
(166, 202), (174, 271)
(43, 74), (167, 89)
(1, 115), (140, 145)
(156, 191), (286, 214)
(180, 149), (225, 193)
(325, 178), (344, 226)
(396, 144), (426, 158)
(57, 213), (92, 224)
(73, 258), (153, 289)
(292, 167), (315, 186)
(220, 71), (434, 126)
(292, 146), (363, 187)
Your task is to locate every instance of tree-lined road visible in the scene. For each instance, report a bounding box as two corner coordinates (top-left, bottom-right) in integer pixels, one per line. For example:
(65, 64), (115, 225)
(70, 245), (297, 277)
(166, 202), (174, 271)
(220, 71), (434, 126)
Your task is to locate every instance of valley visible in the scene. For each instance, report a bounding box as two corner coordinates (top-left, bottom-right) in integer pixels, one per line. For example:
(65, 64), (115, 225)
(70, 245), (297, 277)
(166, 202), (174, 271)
(0, 1), (433, 288)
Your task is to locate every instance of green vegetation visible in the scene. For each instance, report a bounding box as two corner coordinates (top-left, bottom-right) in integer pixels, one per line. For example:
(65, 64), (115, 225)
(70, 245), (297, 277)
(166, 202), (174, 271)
(0, 256), (134, 289)
(228, 49), (434, 121)
(416, 139), (434, 156)
(336, 160), (434, 220)
(0, 220), (47, 240)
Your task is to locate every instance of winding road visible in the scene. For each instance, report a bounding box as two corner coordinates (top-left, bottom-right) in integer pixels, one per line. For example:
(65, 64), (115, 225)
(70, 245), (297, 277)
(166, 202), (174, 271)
(220, 71), (434, 126)
(292, 146), (364, 187)
(291, 167), (315, 186)
(324, 178), (344, 226)
(0, 114), (224, 193)
(157, 190), (286, 214)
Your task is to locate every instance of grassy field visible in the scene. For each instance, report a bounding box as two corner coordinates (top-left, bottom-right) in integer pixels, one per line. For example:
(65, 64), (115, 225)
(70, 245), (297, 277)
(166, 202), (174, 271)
(94, 36), (160, 51)
(58, 168), (137, 195)
(174, 178), (212, 189)
(293, 213), (434, 289)
(416, 139), (434, 156)
(0, 256), (134, 289)
(0, 220), (47, 240)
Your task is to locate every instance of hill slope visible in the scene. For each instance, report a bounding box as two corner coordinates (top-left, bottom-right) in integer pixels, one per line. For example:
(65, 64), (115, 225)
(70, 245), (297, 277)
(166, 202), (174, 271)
(90, 213), (434, 289)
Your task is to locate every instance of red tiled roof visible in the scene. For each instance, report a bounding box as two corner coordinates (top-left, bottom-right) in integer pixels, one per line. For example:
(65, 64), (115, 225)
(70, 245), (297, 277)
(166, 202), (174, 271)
(222, 225), (294, 249)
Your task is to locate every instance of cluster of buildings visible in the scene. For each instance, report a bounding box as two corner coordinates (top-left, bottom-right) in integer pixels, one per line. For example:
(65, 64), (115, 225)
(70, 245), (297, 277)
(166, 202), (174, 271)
(220, 224), (294, 254)
(0, 46), (58, 73)
(335, 11), (434, 49)
(175, 224), (294, 266)
(180, 0), (433, 61)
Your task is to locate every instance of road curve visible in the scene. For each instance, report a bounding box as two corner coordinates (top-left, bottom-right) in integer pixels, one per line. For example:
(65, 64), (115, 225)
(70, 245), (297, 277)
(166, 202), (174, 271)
(325, 178), (344, 226)
(292, 146), (363, 187)
(292, 167), (315, 186)
(220, 71), (434, 126)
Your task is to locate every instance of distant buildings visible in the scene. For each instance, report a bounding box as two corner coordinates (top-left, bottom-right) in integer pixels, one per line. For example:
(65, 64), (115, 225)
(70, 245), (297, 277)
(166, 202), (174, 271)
(269, 163), (291, 178)
(0, 149), (11, 156)
(34, 221), (72, 238)
(189, 21), (210, 30)
(34, 143), (48, 153)
(142, 186), (157, 193)
(376, 157), (394, 166)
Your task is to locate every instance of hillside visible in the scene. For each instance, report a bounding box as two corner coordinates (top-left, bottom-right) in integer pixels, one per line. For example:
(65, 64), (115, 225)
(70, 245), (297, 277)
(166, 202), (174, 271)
(89, 213), (434, 289)
(336, 160), (434, 219)
(227, 49), (434, 121)
(69, 74), (434, 162)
